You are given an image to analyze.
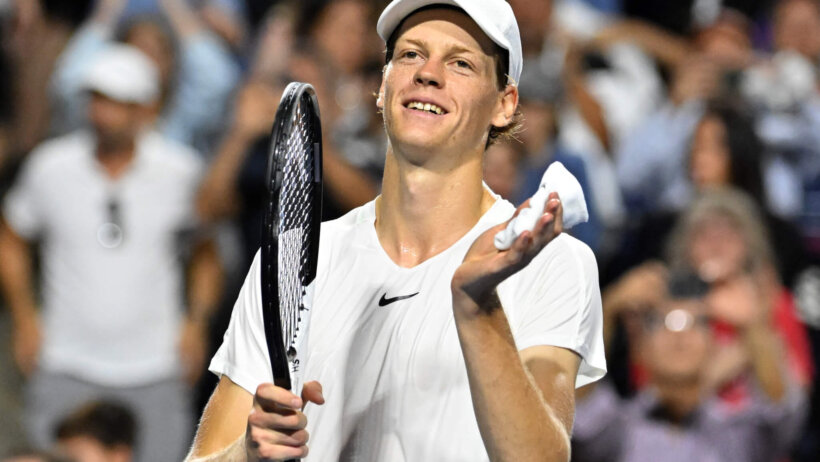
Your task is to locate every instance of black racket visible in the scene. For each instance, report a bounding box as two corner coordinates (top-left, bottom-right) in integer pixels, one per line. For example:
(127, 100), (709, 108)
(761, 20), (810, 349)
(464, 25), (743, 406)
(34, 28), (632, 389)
(261, 82), (323, 402)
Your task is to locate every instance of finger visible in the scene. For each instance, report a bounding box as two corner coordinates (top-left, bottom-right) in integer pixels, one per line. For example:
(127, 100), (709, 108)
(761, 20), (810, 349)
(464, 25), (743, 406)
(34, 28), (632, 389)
(507, 231), (533, 264)
(302, 381), (325, 407)
(248, 406), (308, 431)
(248, 428), (309, 448)
(255, 383), (303, 411)
(250, 437), (309, 461)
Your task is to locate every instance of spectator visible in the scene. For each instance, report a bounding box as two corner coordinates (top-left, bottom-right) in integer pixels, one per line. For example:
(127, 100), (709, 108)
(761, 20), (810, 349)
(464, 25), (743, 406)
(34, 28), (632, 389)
(54, 401), (136, 462)
(49, 0), (239, 155)
(607, 101), (809, 289)
(575, 270), (805, 462)
(0, 44), (220, 462)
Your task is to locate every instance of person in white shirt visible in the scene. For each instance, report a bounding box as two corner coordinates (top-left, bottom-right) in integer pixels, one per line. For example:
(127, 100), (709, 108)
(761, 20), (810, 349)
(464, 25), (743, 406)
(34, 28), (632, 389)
(187, 1), (606, 461)
(0, 44), (220, 462)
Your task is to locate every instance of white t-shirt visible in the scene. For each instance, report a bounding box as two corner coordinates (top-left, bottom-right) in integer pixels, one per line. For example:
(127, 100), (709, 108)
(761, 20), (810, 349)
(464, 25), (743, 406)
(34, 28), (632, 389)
(3, 130), (203, 386)
(210, 195), (606, 461)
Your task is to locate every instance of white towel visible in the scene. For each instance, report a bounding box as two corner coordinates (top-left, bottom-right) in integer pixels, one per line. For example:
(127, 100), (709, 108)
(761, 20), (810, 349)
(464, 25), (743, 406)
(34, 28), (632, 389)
(494, 161), (589, 250)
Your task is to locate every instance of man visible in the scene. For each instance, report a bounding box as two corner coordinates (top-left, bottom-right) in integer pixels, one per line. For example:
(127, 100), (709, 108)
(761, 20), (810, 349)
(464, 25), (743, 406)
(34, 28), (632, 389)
(187, 1), (605, 460)
(574, 271), (804, 462)
(54, 400), (136, 462)
(0, 45), (220, 461)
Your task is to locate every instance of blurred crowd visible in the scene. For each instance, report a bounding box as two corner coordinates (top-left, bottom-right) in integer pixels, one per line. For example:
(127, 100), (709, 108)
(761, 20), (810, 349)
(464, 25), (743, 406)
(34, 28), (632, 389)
(0, 0), (817, 461)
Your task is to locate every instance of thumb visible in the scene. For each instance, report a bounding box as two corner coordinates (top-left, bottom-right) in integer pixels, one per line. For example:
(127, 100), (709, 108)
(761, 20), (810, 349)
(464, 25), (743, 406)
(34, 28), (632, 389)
(301, 381), (325, 408)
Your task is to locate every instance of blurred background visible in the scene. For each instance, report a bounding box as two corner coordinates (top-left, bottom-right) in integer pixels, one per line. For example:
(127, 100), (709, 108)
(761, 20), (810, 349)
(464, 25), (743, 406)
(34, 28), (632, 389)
(0, 0), (817, 461)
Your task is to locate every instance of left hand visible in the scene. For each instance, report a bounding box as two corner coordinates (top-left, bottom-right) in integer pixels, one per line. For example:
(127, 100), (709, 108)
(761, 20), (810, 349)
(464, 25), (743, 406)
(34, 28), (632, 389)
(452, 193), (563, 318)
(178, 316), (209, 386)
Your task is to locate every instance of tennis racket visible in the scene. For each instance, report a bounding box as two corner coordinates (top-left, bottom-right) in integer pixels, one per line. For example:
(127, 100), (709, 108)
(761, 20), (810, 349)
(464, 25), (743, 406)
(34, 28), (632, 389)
(261, 82), (323, 403)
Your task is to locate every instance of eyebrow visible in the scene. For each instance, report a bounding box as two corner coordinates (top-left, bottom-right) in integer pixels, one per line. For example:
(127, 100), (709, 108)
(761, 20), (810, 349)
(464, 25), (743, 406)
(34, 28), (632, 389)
(399, 38), (483, 59)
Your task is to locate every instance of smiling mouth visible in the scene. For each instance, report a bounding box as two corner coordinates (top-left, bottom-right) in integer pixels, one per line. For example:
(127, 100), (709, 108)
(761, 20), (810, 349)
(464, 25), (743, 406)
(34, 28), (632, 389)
(405, 101), (446, 115)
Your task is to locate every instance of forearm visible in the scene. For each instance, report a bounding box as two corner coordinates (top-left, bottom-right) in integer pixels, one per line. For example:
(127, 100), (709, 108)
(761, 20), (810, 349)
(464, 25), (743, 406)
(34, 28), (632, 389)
(0, 223), (37, 323)
(323, 145), (379, 210)
(742, 322), (787, 401)
(187, 239), (222, 323)
(196, 131), (255, 223)
(160, 0), (202, 39)
(186, 434), (246, 462)
(453, 292), (570, 462)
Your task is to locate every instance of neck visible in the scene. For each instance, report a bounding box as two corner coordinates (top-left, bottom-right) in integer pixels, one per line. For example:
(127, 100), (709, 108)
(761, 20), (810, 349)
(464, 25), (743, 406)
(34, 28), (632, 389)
(375, 144), (495, 267)
(96, 136), (137, 179)
(653, 377), (703, 423)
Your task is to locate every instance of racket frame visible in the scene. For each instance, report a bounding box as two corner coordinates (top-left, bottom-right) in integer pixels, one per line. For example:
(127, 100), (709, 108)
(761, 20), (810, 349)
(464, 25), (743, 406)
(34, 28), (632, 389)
(261, 82), (323, 392)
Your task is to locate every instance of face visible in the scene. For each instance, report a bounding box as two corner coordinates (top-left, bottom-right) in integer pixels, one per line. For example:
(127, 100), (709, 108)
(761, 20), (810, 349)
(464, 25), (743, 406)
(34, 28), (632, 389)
(88, 93), (146, 147)
(57, 436), (131, 462)
(314, 0), (372, 75)
(690, 115), (731, 189)
(775, 0), (820, 59)
(688, 213), (748, 282)
(509, 0), (552, 53)
(641, 300), (712, 383)
(378, 8), (517, 164)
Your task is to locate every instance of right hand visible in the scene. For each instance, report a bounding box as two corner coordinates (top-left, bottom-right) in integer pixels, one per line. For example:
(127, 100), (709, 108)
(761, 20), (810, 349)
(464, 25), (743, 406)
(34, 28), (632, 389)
(246, 380), (325, 461)
(12, 313), (41, 377)
(232, 82), (281, 141)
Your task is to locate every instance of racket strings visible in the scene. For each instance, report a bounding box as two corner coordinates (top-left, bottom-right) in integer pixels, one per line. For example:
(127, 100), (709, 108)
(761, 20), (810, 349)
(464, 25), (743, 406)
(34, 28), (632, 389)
(277, 96), (316, 356)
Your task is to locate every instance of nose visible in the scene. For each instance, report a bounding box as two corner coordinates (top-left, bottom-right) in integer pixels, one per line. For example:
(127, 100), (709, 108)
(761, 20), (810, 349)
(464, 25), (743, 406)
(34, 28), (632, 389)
(414, 58), (443, 87)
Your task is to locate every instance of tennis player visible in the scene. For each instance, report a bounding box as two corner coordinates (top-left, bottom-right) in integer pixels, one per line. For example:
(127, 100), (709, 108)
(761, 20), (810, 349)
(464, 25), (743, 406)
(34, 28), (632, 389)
(187, 0), (605, 460)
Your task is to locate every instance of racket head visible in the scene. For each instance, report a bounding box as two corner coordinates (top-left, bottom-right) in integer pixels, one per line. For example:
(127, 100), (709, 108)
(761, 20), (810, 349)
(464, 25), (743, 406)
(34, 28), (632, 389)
(261, 82), (323, 393)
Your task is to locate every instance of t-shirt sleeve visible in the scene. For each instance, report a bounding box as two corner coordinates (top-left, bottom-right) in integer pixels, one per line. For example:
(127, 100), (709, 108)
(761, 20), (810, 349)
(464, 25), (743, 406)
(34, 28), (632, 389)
(2, 152), (46, 239)
(209, 249), (273, 394)
(498, 234), (606, 388)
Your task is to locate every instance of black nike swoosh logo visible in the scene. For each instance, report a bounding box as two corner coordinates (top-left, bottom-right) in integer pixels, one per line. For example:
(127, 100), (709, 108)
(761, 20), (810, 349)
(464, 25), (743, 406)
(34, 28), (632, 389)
(378, 292), (419, 306)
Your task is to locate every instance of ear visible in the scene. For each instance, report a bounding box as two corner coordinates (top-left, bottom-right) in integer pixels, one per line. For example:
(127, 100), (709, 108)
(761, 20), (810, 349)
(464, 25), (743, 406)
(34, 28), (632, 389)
(490, 85), (518, 129)
(376, 67), (387, 110)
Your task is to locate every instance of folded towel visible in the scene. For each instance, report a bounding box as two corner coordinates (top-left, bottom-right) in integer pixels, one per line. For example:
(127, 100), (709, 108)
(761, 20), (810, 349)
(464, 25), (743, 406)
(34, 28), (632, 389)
(494, 161), (589, 250)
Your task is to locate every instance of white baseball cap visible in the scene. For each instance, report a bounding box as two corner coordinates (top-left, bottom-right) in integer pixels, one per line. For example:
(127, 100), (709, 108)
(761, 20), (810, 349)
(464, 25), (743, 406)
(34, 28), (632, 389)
(83, 44), (160, 105)
(377, 0), (523, 86)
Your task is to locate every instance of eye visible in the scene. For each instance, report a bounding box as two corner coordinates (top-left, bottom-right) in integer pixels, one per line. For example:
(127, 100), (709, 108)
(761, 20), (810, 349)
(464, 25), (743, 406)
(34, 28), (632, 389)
(455, 59), (472, 69)
(401, 50), (419, 60)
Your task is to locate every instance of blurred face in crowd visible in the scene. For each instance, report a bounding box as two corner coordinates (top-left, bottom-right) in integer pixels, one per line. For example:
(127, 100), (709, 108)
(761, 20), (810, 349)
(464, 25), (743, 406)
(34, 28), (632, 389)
(690, 115), (731, 189)
(57, 435), (132, 462)
(509, 0), (552, 55)
(641, 300), (712, 384)
(124, 21), (174, 88)
(687, 212), (748, 282)
(88, 93), (148, 149)
(483, 143), (520, 200)
(314, 0), (372, 75)
(774, 0), (820, 59)
(378, 8), (515, 162)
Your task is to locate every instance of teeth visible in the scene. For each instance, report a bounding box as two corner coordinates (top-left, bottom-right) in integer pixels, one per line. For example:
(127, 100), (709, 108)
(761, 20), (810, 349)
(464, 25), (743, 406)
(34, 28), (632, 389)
(406, 101), (444, 115)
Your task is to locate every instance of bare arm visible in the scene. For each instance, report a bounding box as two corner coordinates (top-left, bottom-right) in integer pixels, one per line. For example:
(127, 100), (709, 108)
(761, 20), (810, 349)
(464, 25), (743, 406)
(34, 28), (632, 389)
(0, 219), (40, 376)
(452, 195), (579, 461)
(179, 238), (223, 385)
(187, 376), (254, 460)
(454, 296), (579, 461)
(187, 374), (325, 461)
(592, 19), (692, 68)
(196, 82), (279, 224)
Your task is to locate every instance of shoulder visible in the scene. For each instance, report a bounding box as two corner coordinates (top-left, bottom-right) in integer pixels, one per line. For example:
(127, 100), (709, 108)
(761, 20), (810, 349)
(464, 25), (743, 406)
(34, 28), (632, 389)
(503, 233), (599, 304)
(23, 131), (92, 174)
(532, 233), (598, 279)
(319, 201), (375, 241)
